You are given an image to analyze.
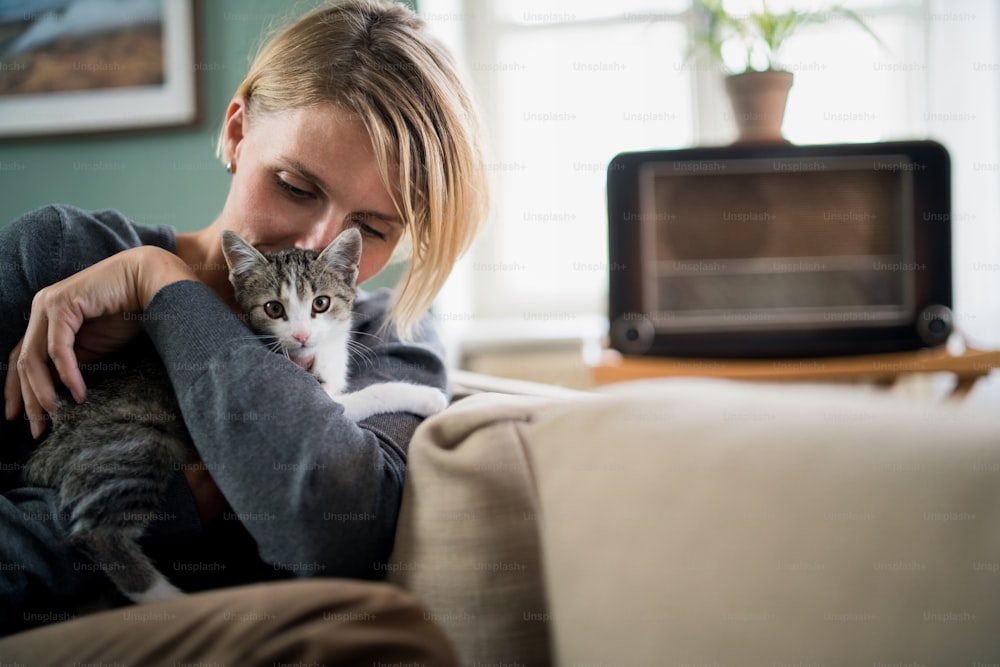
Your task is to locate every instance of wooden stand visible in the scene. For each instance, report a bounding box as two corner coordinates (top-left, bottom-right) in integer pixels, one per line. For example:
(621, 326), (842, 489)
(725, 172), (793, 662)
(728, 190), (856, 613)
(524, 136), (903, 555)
(591, 346), (1000, 397)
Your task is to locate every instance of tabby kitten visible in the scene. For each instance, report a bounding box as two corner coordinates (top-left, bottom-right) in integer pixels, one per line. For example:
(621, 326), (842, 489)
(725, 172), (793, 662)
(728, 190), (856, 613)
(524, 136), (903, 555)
(24, 228), (447, 604)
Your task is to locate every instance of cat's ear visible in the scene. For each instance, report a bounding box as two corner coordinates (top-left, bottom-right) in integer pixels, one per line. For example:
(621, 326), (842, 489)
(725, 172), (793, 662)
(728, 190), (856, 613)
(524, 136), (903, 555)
(318, 228), (362, 287)
(221, 230), (268, 282)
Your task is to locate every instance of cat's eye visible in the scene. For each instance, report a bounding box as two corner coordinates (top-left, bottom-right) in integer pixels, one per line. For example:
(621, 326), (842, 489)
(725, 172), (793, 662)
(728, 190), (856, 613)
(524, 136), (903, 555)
(312, 296), (331, 314)
(263, 301), (285, 319)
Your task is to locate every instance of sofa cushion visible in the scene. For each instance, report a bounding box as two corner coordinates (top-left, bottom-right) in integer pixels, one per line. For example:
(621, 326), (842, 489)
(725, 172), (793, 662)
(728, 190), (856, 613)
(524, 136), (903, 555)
(523, 378), (1000, 665)
(387, 392), (573, 666)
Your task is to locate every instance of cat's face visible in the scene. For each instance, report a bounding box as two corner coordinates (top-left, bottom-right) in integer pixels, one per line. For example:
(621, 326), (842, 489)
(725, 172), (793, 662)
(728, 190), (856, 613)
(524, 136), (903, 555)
(221, 229), (362, 370)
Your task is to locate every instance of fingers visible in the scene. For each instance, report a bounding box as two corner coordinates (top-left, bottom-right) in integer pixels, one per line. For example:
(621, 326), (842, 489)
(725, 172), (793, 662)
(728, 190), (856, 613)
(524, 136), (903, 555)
(17, 355), (51, 440)
(4, 340), (24, 421)
(5, 247), (191, 439)
(10, 288), (86, 438)
(45, 303), (86, 405)
(10, 333), (54, 439)
(24, 290), (82, 407)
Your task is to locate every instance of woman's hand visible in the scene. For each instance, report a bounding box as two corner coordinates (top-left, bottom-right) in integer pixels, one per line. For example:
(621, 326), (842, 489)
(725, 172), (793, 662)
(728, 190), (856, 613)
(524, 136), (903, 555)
(184, 464), (231, 525)
(4, 246), (198, 438)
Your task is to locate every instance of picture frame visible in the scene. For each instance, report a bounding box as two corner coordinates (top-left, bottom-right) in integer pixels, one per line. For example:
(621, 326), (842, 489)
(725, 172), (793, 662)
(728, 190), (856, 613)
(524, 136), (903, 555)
(0, 0), (198, 138)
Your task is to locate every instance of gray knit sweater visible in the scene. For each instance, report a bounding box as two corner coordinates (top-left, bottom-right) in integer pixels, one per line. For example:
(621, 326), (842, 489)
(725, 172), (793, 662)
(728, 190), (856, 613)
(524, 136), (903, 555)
(0, 205), (447, 635)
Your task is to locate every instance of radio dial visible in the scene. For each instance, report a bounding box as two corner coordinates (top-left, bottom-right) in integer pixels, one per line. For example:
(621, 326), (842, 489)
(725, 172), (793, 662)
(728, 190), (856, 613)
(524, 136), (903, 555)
(917, 305), (953, 345)
(612, 314), (655, 355)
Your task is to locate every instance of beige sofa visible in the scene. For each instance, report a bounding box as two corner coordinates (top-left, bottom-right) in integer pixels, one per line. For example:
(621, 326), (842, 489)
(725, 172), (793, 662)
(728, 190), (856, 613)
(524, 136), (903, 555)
(388, 374), (1000, 665)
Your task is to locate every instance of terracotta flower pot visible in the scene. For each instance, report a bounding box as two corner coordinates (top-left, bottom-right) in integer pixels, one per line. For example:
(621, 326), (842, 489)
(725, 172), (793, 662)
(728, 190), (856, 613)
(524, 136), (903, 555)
(724, 69), (794, 144)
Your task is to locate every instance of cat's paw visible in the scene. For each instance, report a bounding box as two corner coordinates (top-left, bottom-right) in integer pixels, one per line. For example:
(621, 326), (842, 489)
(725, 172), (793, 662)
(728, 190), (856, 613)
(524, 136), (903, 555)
(408, 386), (449, 417)
(337, 383), (449, 421)
(129, 576), (185, 605)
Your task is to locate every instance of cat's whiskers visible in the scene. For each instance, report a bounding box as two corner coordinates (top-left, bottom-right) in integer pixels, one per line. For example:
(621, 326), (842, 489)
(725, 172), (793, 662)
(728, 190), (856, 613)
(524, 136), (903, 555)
(235, 333), (277, 343)
(348, 331), (382, 352)
(346, 334), (378, 369)
(236, 333), (290, 359)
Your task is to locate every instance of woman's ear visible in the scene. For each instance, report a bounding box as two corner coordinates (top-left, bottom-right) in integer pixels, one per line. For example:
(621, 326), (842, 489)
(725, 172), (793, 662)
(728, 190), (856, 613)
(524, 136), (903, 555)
(222, 97), (250, 168)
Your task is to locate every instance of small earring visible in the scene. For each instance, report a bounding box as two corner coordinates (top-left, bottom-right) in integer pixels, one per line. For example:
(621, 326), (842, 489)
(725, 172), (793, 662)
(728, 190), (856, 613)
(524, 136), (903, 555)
(225, 161), (234, 173)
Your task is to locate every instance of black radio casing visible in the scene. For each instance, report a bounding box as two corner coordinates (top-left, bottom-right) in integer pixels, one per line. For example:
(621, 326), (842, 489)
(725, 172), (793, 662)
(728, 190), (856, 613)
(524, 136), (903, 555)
(607, 141), (953, 358)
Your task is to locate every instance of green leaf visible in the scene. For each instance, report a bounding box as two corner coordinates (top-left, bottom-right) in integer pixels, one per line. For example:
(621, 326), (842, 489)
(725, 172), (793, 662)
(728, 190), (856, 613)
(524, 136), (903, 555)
(687, 0), (884, 73)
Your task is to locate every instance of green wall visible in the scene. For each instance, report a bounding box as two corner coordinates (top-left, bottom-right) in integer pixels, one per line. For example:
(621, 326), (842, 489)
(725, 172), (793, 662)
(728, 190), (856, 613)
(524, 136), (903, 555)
(1, 0), (321, 231)
(0, 0), (415, 286)
(0, 0), (412, 231)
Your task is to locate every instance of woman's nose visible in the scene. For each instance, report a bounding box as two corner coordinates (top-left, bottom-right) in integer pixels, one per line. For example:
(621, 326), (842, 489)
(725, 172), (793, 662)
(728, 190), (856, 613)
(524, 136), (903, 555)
(293, 217), (345, 251)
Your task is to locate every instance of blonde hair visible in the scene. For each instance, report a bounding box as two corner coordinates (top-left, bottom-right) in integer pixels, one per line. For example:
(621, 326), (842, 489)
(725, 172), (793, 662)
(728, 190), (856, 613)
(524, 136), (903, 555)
(219, 0), (489, 340)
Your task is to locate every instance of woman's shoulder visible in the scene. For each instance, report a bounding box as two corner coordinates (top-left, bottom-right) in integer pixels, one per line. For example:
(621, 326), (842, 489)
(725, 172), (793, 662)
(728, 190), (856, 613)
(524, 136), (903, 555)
(2, 204), (178, 287)
(353, 287), (391, 320)
(6, 203), (176, 252)
(353, 287), (443, 351)
(353, 288), (395, 339)
(3, 204), (176, 279)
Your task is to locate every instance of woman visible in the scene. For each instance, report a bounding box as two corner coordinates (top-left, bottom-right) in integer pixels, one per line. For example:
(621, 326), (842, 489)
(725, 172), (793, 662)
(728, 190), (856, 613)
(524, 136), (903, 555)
(0, 0), (487, 662)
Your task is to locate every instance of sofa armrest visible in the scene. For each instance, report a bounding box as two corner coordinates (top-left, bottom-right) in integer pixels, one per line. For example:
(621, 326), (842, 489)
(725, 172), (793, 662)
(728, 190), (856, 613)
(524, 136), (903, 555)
(448, 368), (594, 401)
(393, 376), (1000, 665)
(528, 379), (1000, 664)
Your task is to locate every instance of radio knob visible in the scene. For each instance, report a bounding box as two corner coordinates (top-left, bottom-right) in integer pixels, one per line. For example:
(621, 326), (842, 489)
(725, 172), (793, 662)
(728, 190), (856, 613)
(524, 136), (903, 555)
(917, 305), (953, 346)
(611, 314), (656, 354)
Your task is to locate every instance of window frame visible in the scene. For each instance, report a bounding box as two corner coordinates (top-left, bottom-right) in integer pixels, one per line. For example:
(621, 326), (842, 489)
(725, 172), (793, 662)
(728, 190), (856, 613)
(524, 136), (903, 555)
(426, 0), (1000, 353)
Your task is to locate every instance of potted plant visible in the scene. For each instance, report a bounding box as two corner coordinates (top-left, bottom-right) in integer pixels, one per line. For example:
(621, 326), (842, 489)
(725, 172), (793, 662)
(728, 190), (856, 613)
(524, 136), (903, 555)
(690, 0), (882, 143)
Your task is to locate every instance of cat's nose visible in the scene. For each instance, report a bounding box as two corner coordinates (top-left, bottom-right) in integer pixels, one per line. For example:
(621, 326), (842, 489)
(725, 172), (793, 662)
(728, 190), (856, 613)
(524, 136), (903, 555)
(293, 331), (310, 345)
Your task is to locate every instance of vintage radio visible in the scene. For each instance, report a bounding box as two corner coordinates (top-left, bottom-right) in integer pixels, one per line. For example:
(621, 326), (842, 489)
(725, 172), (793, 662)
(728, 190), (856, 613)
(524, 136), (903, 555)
(607, 141), (953, 357)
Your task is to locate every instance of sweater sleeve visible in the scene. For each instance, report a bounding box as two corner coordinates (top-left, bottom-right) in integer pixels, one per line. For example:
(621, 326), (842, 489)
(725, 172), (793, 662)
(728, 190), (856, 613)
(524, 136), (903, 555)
(0, 205), (202, 628)
(141, 280), (447, 580)
(0, 204), (186, 490)
(0, 203), (176, 397)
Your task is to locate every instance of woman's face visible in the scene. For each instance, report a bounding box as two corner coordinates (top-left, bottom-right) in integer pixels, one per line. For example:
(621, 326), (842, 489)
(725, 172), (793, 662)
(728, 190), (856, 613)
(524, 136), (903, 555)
(220, 99), (404, 284)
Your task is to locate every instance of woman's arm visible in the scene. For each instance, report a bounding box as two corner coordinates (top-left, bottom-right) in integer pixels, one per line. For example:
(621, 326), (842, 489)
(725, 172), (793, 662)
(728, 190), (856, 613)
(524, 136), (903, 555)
(142, 281), (447, 579)
(5, 205), (445, 579)
(9, 251), (434, 578)
(6, 245), (197, 438)
(0, 206), (206, 623)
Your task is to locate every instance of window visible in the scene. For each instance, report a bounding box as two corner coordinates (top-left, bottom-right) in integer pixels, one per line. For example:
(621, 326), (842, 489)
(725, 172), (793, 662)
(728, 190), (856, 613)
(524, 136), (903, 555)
(424, 0), (1000, 353)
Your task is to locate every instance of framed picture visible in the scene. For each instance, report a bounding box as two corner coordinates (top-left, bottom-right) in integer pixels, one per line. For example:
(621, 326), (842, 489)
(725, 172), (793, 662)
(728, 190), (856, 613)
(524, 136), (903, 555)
(0, 0), (197, 138)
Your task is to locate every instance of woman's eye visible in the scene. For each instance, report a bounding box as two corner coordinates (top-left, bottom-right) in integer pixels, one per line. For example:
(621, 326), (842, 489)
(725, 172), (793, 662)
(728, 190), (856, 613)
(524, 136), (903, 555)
(350, 217), (387, 240)
(275, 175), (314, 200)
(312, 296), (331, 314)
(263, 301), (285, 319)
